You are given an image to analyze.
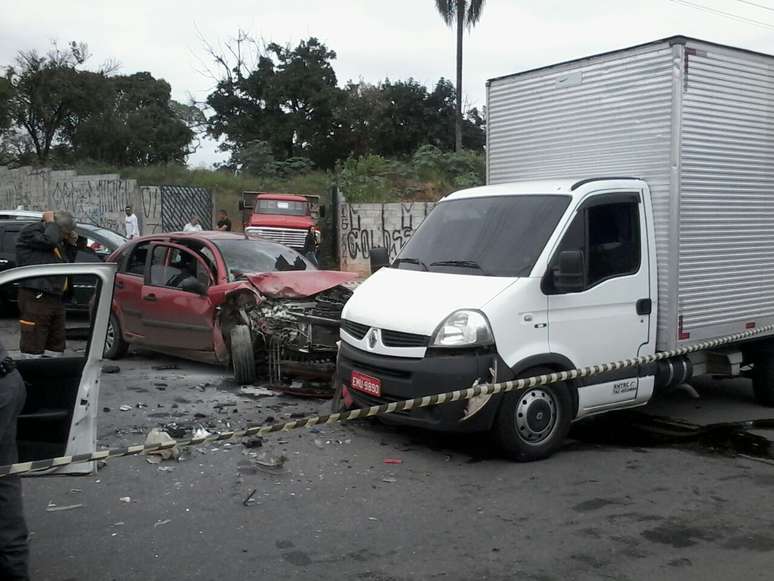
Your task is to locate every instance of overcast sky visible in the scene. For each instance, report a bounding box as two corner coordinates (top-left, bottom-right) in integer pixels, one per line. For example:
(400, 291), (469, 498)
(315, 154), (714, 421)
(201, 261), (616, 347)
(2, 0), (773, 167)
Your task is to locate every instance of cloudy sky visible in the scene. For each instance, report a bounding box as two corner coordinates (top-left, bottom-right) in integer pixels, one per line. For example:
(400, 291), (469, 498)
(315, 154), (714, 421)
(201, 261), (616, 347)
(2, 0), (773, 167)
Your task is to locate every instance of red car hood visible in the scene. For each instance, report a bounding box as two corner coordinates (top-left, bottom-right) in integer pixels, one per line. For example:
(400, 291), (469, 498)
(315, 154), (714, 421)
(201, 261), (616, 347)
(246, 214), (315, 229)
(245, 271), (358, 298)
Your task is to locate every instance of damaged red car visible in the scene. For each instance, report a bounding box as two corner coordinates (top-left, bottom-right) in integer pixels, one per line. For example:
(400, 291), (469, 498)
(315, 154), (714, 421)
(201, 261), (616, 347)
(104, 232), (357, 385)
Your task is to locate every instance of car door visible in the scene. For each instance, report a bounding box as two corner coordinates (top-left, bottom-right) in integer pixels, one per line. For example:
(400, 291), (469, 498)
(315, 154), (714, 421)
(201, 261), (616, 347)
(114, 241), (151, 339)
(141, 242), (216, 351)
(545, 191), (651, 411)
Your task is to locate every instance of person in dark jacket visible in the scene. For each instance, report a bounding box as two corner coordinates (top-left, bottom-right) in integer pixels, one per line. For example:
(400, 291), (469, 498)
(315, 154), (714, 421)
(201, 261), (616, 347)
(0, 341), (28, 580)
(15, 211), (77, 356)
(302, 226), (320, 266)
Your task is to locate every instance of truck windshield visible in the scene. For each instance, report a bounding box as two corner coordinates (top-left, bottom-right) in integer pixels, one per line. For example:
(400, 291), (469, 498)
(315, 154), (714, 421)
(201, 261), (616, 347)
(255, 199), (308, 216)
(396, 195), (570, 277)
(214, 239), (316, 280)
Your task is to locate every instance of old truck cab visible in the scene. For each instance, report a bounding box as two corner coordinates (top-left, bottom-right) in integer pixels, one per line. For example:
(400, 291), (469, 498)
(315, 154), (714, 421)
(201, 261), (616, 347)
(337, 178), (658, 462)
(240, 192), (320, 251)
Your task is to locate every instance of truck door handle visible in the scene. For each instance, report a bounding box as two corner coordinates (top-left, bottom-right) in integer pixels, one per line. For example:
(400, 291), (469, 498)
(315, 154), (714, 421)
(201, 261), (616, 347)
(143, 293), (157, 302)
(636, 298), (652, 315)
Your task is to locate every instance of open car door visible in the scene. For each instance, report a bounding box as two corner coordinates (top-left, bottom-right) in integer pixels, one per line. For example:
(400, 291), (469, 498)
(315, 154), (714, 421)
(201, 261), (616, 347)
(0, 262), (116, 475)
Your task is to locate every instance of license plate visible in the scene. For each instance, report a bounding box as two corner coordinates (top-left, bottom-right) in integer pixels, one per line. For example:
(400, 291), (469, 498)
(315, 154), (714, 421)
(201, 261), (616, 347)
(351, 370), (381, 397)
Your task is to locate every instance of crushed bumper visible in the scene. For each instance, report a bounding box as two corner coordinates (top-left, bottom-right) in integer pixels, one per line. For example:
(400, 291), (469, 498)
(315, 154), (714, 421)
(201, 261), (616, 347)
(336, 342), (509, 432)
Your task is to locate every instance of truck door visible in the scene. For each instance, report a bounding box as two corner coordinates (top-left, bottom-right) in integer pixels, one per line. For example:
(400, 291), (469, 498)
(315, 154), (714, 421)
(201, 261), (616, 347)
(141, 243), (216, 351)
(544, 192), (651, 411)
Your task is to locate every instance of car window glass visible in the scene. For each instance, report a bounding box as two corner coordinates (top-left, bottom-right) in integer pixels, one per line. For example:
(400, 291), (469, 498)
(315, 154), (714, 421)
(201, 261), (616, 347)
(587, 202), (639, 286)
(148, 246), (169, 286)
(126, 243), (150, 276)
(2, 230), (19, 254)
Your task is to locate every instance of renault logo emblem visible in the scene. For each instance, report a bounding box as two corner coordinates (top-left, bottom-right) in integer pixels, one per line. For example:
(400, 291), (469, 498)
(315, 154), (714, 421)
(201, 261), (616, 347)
(367, 328), (379, 350)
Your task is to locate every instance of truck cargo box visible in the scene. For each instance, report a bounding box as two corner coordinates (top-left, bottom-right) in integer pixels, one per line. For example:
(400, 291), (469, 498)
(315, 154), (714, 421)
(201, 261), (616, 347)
(486, 36), (774, 351)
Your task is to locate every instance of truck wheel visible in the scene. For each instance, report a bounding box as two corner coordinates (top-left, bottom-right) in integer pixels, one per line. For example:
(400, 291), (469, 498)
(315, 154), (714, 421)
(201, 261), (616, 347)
(752, 355), (774, 406)
(493, 367), (572, 462)
(231, 325), (256, 385)
(104, 312), (129, 360)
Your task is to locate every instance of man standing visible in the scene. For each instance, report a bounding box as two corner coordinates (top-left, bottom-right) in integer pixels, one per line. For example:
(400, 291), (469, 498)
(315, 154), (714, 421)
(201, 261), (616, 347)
(0, 343), (28, 580)
(15, 211), (76, 356)
(216, 209), (232, 232)
(124, 206), (140, 239)
(183, 216), (202, 232)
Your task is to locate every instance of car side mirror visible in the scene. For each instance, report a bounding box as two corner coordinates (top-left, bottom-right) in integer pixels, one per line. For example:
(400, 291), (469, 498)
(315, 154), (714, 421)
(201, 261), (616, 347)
(370, 247), (389, 274)
(180, 277), (208, 295)
(319, 205), (326, 218)
(238, 200), (246, 211)
(553, 250), (585, 292)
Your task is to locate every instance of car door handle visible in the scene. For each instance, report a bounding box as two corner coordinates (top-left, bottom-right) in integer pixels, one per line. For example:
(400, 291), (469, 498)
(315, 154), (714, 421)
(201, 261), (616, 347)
(143, 293), (157, 302)
(636, 298), (652, 315)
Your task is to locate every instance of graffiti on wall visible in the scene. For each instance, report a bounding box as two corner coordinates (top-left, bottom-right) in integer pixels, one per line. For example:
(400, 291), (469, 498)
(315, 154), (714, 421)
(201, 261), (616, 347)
(339, 202), (434, 273)
(140, 186), (163, 234)
(49, 178), (132, 233)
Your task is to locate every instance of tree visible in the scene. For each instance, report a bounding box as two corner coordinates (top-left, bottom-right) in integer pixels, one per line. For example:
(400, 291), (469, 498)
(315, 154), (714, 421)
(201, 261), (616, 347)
(4, 41), (95, 163)
(65, 72), (194, 165)
(434, 0), (486, 152)
(206, 35), (342, 169)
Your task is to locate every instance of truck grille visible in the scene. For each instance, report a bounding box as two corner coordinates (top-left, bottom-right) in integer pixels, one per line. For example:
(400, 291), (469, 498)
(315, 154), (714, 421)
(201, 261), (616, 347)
(341, 320), (429, 348)
(381, 330), (429, 348)
(245, 227), (307, 249)
(341, 319), (369, 339)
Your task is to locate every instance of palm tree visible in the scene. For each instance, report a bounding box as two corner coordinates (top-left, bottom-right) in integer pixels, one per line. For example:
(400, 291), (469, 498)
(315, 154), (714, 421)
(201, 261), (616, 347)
(435, 0), (486, 152)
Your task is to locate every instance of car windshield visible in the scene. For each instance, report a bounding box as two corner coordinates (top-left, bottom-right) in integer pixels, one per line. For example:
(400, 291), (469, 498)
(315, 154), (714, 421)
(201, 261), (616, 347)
(213, 238), (316, 280)
(395, 195), (571, 277)
(255, 199), (308, 216)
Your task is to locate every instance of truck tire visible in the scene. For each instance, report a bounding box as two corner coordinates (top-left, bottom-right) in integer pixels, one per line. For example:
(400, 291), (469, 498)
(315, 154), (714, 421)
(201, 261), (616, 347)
(493, 367), (572, 462)
(104, 312), (129, 360)
(231, 325), (256, 385)
(752, 355), (774, 407)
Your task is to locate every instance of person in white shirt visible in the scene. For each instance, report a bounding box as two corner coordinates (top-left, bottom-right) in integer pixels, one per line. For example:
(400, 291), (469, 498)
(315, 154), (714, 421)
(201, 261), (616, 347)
(124, 206), (140, 239)
(183, 216), (203, 232)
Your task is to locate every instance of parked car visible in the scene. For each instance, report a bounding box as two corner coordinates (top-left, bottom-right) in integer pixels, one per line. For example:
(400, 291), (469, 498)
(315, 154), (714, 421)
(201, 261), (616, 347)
(0, 216), (127, 311)
(105, 231), (357, 383)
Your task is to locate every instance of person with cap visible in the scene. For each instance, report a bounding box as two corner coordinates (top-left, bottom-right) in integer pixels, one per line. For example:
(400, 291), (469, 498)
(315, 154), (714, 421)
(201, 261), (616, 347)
(15, 211), (77, 357)
(124, 206), (140, 239)
(0, 339), (29, 580)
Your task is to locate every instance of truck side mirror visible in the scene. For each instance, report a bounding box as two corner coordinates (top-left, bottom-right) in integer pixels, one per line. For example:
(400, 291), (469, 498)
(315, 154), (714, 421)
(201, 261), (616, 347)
(319, 205), (326, 218)
(238, 200), (246, 211)
(553, 250), (585, 292)
(370, 247), (389, 274)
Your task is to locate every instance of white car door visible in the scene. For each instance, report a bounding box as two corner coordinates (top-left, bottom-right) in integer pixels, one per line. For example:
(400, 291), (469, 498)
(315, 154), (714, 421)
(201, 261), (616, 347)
(0, 262), (116, 474)
(544, 191), (652, 413)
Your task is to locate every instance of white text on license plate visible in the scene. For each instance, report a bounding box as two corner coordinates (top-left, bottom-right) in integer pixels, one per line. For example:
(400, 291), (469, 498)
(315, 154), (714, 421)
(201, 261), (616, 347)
(351, 371), (381, 397)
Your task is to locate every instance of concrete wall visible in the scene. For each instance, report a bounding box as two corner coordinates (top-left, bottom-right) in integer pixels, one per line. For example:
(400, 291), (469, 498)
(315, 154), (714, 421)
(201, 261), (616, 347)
(0, 167), (211, 235)
(338, 201), (435, 277)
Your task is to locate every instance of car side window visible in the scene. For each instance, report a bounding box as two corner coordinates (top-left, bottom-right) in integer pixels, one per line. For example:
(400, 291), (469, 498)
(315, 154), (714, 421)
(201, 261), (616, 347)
(148, 246), (211, 291)
(548, 199), (640, 292)
(2, 229), (19, 255)
(126, 242), (150, 276)
(148, 246), (169, 286)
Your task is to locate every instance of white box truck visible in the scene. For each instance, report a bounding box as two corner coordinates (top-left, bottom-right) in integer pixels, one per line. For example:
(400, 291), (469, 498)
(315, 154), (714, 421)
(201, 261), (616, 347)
(335, 36), (774, 461)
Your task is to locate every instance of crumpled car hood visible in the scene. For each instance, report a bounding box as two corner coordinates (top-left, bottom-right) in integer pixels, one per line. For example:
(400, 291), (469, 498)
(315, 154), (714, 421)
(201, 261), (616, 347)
(244, 271), (359, 299)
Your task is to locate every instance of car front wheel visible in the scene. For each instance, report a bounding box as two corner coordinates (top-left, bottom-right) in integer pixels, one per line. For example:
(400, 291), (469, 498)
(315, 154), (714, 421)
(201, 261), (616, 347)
(231, 325), (256, 385)
(493, 367), (572, 462)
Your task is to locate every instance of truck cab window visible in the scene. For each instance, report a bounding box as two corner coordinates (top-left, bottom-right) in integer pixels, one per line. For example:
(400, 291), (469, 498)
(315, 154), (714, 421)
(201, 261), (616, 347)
(550, 200), (640, 291)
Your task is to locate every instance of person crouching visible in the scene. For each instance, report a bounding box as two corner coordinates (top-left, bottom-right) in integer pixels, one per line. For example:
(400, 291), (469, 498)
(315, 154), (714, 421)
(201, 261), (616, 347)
(15, 211), (77, 357)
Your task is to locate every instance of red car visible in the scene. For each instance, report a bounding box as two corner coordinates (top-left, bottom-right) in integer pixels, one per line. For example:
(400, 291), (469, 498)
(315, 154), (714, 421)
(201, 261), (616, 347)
(105, 232), (357, 383)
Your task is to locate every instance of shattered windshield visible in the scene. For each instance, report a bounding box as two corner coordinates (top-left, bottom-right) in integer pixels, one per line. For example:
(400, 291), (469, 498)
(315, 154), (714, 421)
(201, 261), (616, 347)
(395, 195), (571, 277)
(214, 239), (316, 280)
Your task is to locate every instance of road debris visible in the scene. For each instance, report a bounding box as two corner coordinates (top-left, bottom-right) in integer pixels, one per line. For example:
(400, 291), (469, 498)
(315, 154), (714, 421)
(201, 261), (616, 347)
(243, 489), (257, 506)
(154, 519), (172, 528)
(102, 364), (121, 374)
(144, 429), (179, 464)
(241, 436), (264, 449)
(255, 454), (288, 474)
(119, 405), (132, 412)
(119, 497), (131, 503)
(152, 364), (178, 370)
(382, 477), (397, 483)
(384, 458), (402, 465)
(240, 386), (275, 398)
(46, 503), (84, 512)
(193, 427), (212, 440)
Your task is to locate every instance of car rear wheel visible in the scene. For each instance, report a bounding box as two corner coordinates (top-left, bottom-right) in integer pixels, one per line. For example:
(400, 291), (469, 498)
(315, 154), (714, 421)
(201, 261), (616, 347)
(493, 367), (572, 462)
(231, 325), (256, 385)
(104, 312), (129, 360)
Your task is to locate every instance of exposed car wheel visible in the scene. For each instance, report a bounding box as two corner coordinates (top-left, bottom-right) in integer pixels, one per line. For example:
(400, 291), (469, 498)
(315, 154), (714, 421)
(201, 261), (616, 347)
(752, 354), (774, 406)
(231, 325), (256, 385)
(104, 312), (129, 360)
(493, 367), (572, 462)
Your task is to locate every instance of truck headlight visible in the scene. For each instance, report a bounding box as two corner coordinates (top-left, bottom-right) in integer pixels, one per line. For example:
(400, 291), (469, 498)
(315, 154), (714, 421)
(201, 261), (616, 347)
(430, 310), (494, 348)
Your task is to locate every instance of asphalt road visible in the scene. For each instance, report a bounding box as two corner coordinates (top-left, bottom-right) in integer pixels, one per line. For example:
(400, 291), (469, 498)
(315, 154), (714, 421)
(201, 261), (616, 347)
(6, 317), (774, 580)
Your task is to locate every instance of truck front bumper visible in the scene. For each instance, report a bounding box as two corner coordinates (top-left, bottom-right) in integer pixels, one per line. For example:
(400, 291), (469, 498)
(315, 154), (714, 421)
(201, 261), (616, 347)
(336, 342), (507, 433)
